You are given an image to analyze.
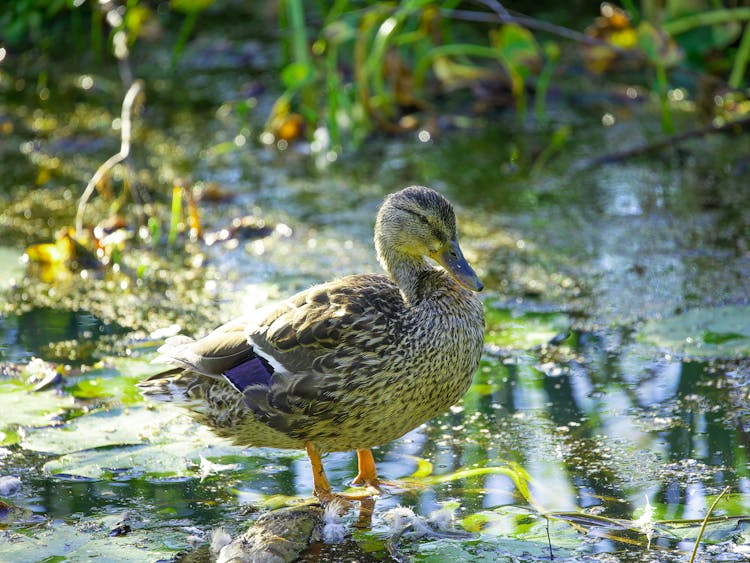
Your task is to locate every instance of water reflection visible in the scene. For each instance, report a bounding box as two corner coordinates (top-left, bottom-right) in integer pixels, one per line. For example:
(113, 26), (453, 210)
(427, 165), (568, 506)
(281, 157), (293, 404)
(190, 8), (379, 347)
(0, 308), (124, 363)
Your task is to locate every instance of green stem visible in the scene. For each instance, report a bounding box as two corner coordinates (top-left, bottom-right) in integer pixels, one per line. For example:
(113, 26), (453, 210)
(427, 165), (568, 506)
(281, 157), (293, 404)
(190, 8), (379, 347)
(168, 186), (182, 247)
(729, 23), (750, 88)
(91, 7), (103, 63)
(325, 44), (341, 148)
(534, 61), (555, 122)
(286, 0), (309, 67)
(171, 10), (199, 68)
(655, 64), (673, 134)
(663, 8), (750, 35)
(689, 487), (731, 563)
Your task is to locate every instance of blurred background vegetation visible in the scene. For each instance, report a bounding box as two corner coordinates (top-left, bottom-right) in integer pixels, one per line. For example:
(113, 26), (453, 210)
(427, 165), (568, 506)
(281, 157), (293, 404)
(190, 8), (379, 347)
(1, 0), (750, 278)
(3, 0), (749, 144)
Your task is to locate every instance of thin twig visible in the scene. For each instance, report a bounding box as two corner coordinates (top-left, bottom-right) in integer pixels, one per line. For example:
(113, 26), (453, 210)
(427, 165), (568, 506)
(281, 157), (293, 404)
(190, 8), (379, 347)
(475, 0), (510, 19)
(579, 115), (750, 170)
(546, 515), (554, 560)
(445, 7), (636, 55)
(75, 80), (143, 235)
(689, 486), (731, 563)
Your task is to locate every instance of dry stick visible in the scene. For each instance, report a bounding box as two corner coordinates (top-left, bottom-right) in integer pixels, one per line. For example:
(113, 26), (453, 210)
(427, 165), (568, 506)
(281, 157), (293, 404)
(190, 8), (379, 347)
(75, 80), (144, 236)
(689, 486), (731, 563)
(579, 115), (750, 170)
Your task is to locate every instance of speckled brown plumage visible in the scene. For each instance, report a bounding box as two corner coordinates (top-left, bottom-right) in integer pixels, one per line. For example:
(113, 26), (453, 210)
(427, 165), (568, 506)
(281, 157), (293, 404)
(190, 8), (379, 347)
(139, 186), (485, 499)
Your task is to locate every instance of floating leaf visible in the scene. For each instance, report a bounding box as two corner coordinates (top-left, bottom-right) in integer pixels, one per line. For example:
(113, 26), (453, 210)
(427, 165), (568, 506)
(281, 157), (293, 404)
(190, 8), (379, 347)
(637, 305), (750, 358)
(485, 308), (570, 350)
(0, 381), (76, 429)
(25, 405), (246, 479)
(0, 515), (185, 562)
(22, 407), (158, 455)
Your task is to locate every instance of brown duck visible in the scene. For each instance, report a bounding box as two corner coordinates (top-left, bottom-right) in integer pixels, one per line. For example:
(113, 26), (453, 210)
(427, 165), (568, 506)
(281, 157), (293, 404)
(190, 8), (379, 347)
(139, 186), (485, 502)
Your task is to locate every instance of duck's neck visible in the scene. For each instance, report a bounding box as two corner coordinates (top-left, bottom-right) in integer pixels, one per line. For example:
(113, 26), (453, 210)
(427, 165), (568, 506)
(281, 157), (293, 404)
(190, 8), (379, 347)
(376, 245), (430, 305)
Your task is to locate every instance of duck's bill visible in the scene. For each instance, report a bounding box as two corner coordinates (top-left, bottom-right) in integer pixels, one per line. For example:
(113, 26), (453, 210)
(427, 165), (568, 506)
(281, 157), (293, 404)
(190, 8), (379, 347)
(433, 238), (484, 292)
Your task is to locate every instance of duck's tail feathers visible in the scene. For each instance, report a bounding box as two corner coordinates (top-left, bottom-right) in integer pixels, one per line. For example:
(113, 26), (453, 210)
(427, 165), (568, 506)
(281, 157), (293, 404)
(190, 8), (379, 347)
(137, 368), (206, 405)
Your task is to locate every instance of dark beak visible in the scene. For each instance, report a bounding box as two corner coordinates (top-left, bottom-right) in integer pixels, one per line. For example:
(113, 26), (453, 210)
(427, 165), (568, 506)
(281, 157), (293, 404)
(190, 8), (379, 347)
(432, 238), (484, 292)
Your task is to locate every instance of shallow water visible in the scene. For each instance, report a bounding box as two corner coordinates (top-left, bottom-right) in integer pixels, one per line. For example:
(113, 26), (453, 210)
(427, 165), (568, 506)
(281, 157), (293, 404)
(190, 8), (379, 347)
(2, 26), (750, 562)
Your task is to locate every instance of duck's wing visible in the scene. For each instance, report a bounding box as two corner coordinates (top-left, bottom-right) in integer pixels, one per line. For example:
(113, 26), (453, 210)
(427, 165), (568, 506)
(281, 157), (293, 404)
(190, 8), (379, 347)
(143, 273), (404, 440)
(151, 317), (256, 377)
(249, 273), (401, 373)
(241, 273), (404, 439)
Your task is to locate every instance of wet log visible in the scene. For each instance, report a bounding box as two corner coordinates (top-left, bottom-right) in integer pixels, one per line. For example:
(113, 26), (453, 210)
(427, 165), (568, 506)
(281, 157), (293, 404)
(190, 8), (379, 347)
(216, 504), (325, 563)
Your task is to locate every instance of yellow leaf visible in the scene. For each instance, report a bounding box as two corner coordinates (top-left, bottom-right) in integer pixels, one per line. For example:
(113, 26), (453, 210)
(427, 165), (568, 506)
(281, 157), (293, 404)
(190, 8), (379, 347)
(610, 28), (638, 49)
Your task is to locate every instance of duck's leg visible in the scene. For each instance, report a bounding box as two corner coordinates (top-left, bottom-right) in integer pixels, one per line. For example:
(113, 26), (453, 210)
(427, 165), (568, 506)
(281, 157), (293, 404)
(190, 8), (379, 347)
(305, 442), (377, 503)
(352, 449), (413, 493)
(352, 448), (379, 488)
(305, 441), (335, 502)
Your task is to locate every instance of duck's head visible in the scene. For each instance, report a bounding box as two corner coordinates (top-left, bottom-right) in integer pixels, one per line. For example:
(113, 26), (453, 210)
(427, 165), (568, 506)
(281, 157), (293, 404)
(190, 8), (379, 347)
(375, 186), (483, 292)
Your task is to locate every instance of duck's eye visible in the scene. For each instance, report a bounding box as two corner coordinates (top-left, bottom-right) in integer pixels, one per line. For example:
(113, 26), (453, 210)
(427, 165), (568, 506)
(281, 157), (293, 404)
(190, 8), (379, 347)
(417, 214), (429, 225)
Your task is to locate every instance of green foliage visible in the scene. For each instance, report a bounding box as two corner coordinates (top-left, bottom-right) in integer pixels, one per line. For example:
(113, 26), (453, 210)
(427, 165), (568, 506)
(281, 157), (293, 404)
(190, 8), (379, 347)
(0, 0), (80, 47)
(271, 1), (561, 151)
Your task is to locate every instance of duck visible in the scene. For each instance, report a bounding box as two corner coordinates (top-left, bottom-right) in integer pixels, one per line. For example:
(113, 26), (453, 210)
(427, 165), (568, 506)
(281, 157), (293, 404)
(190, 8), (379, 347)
(138, 186), (485, 503)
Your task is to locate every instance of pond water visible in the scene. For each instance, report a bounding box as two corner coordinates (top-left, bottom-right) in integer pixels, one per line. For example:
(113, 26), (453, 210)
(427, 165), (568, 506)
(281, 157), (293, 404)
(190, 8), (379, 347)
(2, 26), (750, 563)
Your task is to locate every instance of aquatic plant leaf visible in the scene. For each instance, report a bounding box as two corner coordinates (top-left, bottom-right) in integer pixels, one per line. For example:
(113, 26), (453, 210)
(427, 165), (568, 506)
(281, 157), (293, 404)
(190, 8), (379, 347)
(0, 515), (185, 562)
(637, 305), (750, 358)
(637, 22), (683, 67)
(416, 465), (528, 489)
(65, 358), (165, 404)
(21, 404), (235, 456)
(492, 24), (541, 100)
(494, 24), (541, 75)
(0, 381), (76, 429)
(484, 308), (570, 350)
(21, 404), (248, 479)
(407, 454), (434, 478)
(22, 407), (166, 455)
(431, 56), (496, 92)
(42, 441), (214, 479)
(400, 515), (578, 560)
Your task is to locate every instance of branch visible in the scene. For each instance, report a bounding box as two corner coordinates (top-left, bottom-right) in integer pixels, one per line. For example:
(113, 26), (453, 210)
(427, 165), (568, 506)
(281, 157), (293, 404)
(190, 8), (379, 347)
(578, 115), (750, 170)
(444, 6), (637, 56)
(75, 80), (143, 236)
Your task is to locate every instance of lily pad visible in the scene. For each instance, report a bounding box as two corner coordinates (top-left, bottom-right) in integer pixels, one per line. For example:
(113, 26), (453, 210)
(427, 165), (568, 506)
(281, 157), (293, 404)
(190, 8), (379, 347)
(21, 407), (171, 455)
(0, 515), (186, 562)
(637, 305), (750, 358)
(22, 404), (246, 478)
(43, 441), (223, 479)
(485, 307), (570, 350)
(0, 380), (76, 429)
(65, 358), (165, 404)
